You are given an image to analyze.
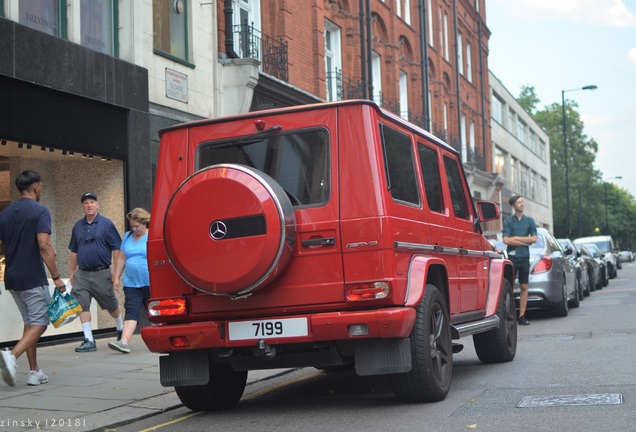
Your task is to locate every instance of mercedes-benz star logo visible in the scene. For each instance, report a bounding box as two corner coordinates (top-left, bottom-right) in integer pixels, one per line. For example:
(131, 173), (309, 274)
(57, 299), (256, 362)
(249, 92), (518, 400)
(210, 221), (228, 240)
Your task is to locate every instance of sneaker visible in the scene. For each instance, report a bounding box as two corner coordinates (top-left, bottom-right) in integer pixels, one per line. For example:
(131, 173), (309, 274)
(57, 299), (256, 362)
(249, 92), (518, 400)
(75, 339), (97, 352)
(518, 316), (530, 326)
(108, 340), (131, 354)
(0, 349), (17, 387)
(116, 330), (123, 341)
(27, 369), (48, 386)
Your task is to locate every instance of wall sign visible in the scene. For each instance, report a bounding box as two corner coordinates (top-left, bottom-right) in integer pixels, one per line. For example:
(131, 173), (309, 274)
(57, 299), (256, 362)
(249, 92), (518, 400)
(165, 68), (188, 103)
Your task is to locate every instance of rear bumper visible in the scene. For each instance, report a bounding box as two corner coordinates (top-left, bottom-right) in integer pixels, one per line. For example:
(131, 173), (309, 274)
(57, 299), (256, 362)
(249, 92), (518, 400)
(142, 307), (416, 353)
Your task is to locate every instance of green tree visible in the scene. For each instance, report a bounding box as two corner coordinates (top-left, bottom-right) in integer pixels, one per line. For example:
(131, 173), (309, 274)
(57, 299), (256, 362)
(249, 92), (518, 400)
(516, 84), (636, 247)
(533, 99), (601, 238)
(517, 85), (540, 115)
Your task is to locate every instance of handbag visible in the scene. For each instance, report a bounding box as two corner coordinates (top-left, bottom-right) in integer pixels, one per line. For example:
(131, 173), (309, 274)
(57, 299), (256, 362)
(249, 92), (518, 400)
(48, 288), (82, 328)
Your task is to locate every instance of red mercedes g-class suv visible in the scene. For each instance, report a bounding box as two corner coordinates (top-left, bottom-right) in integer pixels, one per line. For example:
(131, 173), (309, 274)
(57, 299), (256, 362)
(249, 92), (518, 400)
(142, 100), (516, 411)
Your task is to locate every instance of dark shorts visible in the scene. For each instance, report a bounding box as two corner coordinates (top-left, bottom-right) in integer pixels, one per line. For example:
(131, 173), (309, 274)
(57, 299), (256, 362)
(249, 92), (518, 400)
(123, 286), (150, 322)
(72, 268), (119, 313)
(511, 256), (530, 285)
(10, 285), (51, 326)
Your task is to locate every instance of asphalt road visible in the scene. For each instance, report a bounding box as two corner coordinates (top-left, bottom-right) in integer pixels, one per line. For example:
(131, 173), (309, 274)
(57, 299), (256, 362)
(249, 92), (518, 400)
(118, 262), (636, 432)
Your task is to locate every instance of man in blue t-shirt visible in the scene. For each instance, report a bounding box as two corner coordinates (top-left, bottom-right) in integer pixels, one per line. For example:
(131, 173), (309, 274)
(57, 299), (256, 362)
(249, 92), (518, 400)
(0, 170), (67, 387)
(69, 192), (123, 352)
(502, 195), (537, 326)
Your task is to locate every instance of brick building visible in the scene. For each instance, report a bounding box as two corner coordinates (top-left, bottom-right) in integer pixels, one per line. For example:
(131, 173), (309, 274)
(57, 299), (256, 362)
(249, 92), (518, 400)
(218, 0), (498, 201)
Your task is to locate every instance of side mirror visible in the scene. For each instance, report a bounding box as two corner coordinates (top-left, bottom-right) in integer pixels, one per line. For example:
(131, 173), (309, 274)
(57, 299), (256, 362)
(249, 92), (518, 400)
(476, 201), (499, 222)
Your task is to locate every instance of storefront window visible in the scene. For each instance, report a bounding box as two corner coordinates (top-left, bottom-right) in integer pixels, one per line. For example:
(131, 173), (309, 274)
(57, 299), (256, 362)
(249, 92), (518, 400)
(80, 0), (117, 56)
(19, 0), (65, 38)
(153, 0), (189, 63)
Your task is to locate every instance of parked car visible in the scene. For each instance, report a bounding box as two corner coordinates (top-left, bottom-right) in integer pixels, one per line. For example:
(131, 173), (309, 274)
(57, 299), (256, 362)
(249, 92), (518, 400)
(557, 238), (589, 299)
(575, 243), (603, 292)
(618, 250), (634, 263)
(573, 236), (618, 279)
(515, 228), (578, 317)
(579, 243), (608, 289)
(141, 100), (517, 411)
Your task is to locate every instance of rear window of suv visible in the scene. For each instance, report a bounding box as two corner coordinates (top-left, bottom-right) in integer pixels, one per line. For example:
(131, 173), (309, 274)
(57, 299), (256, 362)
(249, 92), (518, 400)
(198, 128), (330, 206)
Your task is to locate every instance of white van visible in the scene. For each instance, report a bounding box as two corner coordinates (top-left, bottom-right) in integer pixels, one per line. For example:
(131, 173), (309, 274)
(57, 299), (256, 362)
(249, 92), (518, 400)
(573, 236), (618, 279)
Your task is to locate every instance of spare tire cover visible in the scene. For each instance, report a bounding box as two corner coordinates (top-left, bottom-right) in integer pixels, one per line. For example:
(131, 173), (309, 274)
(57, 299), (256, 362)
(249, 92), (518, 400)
(164, 164), (296, 296)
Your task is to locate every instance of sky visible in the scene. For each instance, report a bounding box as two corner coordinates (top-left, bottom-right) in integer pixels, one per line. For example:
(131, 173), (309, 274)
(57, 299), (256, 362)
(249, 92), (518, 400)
(486, 0), (636, 197)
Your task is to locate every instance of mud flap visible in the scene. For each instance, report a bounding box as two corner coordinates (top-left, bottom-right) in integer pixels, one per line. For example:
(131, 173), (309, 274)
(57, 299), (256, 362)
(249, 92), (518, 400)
(159, 350), (210, 387)
(354, 338), (412, 376)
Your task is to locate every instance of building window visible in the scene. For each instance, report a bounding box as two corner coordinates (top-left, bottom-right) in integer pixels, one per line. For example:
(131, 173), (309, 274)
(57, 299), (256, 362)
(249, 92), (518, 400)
(372, 51), (382, 104)
(443, 102), (448, 137)
(539, 139), (546, 161)
(153, 0), (189, 63)
(80, 0), (117, 56)
(510, 157), (518, 191)
(233, 0), (262, 61)
(469, 119), (475, 154)
(427, 0), (434, 46)
(457, 32), (463, 75)
(428, 90), (433, 131)
(443, 11), (450, 61)
(324, 20), (342, 102)
(19, 0), (66, 38)
(520, 164), (529, 197)
(517, 119), (526, 144)
(540, 177), (548, 205)
(508, 109), (516, 134)
(492, 93), (503, 124)
(460, 112), (467, 162)
(494, 146), (505, 178)
(399, 71), (408, 119)
(465, 41), (472, 82)
(397, 0), (411, 25)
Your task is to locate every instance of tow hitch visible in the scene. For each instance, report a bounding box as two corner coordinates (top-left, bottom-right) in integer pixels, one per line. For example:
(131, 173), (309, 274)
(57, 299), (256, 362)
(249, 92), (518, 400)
(253, 339), (277, 360)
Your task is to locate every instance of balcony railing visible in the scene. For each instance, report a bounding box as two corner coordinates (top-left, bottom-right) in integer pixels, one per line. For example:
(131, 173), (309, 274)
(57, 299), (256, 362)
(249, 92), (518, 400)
(326, 69), (366, 101)
(233, 22), (288, 82)
(466, 147), (486, 171)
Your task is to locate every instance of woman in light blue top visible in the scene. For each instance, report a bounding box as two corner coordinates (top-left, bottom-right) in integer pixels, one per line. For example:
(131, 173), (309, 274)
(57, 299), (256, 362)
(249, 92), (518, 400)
(109, 208), (150, 354)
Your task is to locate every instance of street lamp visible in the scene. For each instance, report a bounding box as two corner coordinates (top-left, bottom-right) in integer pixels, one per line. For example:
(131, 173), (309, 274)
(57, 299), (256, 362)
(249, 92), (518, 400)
(604, 176), (622, 234)
(561, 84), (598, 237)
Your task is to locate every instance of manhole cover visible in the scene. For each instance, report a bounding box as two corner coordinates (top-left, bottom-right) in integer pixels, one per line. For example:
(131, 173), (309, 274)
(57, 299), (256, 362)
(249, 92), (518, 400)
(518, 393), (622, 408)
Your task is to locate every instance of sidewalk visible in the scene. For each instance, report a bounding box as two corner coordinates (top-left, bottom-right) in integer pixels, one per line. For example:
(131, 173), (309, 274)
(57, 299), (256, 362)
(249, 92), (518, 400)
(0, 334), (292, 432)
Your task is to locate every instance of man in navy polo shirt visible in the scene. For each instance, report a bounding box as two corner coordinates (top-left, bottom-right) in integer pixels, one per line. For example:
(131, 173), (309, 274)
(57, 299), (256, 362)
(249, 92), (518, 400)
(69, 192), (123, 352)
(502, 195), (537, 326)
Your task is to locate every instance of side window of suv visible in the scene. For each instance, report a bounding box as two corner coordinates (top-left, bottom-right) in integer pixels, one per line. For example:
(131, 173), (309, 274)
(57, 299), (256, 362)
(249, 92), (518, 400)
(380, 124), (420, 205)
(417, 143), (444, 213)
(443, 155), (470, 220)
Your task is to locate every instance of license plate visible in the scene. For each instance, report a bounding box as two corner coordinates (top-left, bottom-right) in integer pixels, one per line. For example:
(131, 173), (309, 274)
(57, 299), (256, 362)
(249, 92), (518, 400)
(228, 317), (308, 341)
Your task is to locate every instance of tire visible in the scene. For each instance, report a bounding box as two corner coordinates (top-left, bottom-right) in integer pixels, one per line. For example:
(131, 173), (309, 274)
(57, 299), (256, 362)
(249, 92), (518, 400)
(473, 279), (517, 364)
(602, 268), (609, 287)
(390, 284), (452, 403)
(569, 276), (580, 308)
(608, 263), (616, 279)
(551, 279), (569, 317)
(583, 271), (596, 297)
(175, 363), (247, 411)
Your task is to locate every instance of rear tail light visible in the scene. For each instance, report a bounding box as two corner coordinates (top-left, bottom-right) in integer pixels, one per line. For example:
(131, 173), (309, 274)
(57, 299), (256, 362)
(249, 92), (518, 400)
(345, 281), (390, 301)
(532, 256), (553, 274)
(147, 298), (187, 316)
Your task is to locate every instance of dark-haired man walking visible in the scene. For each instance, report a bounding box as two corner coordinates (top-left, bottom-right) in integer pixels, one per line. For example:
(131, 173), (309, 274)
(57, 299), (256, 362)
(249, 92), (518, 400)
(0, 170), (67, 386)
(503, 195), (537, 325)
